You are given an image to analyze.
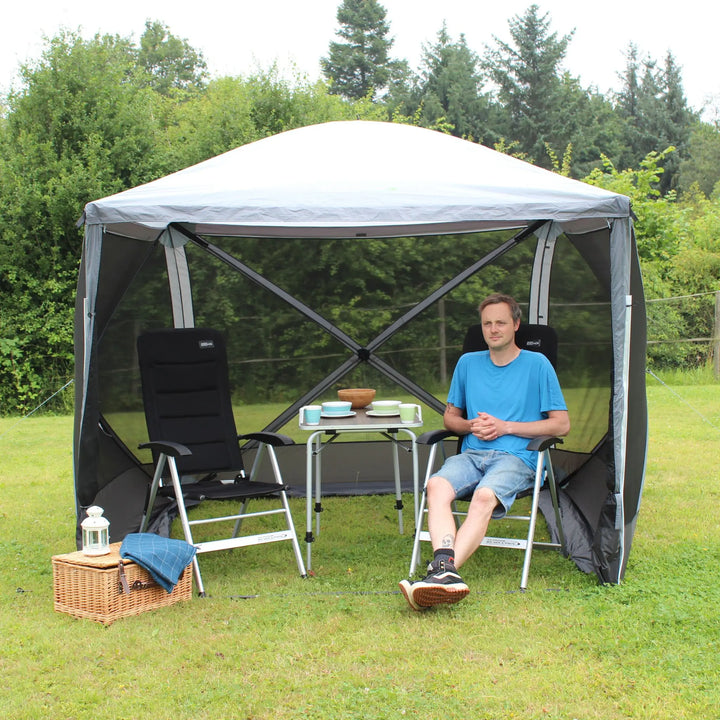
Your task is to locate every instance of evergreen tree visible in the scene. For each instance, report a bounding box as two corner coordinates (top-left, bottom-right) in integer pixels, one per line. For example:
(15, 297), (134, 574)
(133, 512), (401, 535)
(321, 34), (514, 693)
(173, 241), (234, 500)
(615, 45), (661, 169)
(482, 4), (574, 166)
(321, 0), (401, 100)
(566, 85), (625, 177)
(658, 52), (695, 191)
(615, 44), (641, 121)
(405, 23), (495, 141)
(615, 47), (695, 192)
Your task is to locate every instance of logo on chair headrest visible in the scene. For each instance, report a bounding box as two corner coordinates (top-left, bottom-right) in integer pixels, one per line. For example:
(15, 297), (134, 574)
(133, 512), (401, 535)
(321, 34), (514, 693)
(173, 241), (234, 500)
(526, 339), (541, 348)
(198, 339), (215, 350)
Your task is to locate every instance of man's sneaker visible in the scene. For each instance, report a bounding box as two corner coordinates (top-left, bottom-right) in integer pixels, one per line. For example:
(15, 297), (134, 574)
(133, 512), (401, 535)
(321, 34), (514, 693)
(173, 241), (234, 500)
(411, 559), (470, 607)
(398, 578), (426, 612)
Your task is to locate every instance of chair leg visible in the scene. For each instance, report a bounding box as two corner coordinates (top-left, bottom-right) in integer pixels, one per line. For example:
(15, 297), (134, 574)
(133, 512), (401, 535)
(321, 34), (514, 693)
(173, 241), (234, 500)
(166, 455), (205, 596)
(520, 455), (545, 591)
(409, 489), (427, 577)
(408, 442), (439, 577)
(410, 446), (564, 590)
(391, 437), (404, 534)
(266, 444), (307, 577)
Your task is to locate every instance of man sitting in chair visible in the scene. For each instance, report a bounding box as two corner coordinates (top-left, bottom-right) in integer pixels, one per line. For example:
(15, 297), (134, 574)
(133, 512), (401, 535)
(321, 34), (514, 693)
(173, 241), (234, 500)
(399, 293), (570, 610)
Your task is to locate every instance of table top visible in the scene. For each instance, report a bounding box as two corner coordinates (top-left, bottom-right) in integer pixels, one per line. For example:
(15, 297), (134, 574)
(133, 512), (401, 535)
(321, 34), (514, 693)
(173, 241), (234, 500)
(299, 407), (423, 432)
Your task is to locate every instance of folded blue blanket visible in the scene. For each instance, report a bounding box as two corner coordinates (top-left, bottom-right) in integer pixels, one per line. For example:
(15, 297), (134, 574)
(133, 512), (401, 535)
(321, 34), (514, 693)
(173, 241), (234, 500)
(120, 533), (196, 593)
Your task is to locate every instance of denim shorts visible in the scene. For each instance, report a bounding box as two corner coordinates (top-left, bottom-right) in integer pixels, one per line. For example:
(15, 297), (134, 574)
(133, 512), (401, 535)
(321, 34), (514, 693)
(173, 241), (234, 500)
(431, 450), (534, 518)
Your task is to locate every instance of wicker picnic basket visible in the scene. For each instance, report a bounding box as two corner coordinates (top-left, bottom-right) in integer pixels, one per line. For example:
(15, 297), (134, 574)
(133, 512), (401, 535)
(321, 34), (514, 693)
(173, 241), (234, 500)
(52, 542), (192, 624)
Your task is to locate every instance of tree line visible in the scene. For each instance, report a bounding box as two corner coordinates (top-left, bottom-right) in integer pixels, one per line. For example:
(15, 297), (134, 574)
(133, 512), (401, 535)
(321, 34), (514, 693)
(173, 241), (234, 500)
(1, 3), (719, 414)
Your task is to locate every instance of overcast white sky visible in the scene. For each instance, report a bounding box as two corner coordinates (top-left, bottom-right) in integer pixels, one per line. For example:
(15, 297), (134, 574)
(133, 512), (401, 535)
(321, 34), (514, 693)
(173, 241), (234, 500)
(2, 0), (718, 116)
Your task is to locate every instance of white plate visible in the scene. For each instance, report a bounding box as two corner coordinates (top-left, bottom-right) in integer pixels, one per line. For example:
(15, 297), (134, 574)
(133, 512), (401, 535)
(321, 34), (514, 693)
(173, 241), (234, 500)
(366, 410), (401, 417)
(321, 411), (356, 418)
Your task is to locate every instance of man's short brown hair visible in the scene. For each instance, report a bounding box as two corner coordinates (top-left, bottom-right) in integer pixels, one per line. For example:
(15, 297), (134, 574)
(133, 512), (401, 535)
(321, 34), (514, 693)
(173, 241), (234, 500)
(478, 294), (522, 323)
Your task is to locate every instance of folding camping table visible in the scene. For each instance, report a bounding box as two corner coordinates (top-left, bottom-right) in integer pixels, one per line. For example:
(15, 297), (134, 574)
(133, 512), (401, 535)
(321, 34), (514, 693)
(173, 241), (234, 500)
(299, 407), (423, 570)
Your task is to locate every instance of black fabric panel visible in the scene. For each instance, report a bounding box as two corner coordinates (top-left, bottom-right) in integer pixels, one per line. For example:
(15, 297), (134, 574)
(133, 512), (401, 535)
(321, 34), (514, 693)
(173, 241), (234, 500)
(137, 328), (245, 475)
(162, 480), (288, 501)
(538, 488), (595, 574)
(563, 446), (614, 532)
(74, 236), (161, 508)
(150, 361), (220, 393)
(592, 493), (622, 583)
(463, 323), (558, 368)
(154, 389), (223, 417)
(74, 417), (162, 546)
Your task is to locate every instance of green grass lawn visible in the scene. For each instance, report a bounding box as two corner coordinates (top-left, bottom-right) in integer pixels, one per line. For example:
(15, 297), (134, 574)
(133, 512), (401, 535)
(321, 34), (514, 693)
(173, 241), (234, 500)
(1, 379), (719, 719)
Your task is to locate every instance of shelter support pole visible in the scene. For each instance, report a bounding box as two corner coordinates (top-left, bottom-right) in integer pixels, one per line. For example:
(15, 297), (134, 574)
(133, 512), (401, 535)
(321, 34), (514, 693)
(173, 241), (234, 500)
(438, 298), (447, 385)
(528, 223), (561, 324)
(173, 225), (362, 354)
(616, 294), (633, 579)
(268, 356), (362, 433)
(366, 221), (548, 353)
(163, 230), (195, 328)
(607, 218), (634, 584)
(359, 221), (549, 416)
(367, 355), (445, 413)
(170, 224), (372, 436)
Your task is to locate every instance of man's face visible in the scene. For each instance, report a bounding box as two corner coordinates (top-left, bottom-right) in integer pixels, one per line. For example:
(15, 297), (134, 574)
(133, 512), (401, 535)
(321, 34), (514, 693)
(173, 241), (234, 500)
(480, 302), (519, 352)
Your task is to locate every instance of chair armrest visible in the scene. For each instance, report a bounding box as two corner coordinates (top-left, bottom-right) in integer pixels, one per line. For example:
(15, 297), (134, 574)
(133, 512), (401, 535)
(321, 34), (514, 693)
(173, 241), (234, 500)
(525, 436), (563, 452)
(239, 432), (294, 447)
(138, 440), (192, 457)
(416, 429), (460, 446)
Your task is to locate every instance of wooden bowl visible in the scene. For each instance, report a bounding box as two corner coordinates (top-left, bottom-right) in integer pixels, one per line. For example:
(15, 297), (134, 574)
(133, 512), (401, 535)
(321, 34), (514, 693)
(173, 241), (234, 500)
(337, 388), (376, 409)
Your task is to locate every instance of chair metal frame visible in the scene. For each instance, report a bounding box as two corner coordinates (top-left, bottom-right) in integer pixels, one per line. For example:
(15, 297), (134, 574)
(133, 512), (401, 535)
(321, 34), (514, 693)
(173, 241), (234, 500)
(136, 328), (306, 596)
(409, 432), (566, 589)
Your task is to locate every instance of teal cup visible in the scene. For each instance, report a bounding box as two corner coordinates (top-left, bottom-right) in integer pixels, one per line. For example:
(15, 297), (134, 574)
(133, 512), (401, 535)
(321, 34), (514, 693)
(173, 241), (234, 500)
(302, 405), (322, 425)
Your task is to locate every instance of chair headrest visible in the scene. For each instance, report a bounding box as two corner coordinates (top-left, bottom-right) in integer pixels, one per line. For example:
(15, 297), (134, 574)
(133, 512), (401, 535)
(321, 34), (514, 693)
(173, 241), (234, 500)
(462, 323), (558, 368)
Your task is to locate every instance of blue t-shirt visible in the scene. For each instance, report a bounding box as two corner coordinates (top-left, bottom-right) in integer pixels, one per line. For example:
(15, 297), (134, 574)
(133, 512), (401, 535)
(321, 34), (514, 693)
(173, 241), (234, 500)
(447, 349), (567, 470)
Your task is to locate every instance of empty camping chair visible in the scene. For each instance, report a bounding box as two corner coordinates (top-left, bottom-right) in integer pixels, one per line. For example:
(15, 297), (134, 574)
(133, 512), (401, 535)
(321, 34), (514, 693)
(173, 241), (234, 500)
(137, 327), (306, 596)
(409, 323), (566, 590)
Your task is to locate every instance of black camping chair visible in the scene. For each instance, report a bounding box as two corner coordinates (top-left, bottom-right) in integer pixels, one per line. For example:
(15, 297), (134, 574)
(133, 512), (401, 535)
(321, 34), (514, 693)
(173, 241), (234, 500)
(408, 323), (566, 590)
(137, 328), (306, 596)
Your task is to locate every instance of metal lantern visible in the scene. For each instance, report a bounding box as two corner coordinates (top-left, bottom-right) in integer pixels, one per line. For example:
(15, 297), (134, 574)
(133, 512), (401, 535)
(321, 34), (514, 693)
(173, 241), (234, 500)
(81, 506), (110, 556)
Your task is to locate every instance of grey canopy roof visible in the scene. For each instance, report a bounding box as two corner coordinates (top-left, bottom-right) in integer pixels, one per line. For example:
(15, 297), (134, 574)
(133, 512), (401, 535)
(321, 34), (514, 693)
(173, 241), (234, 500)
(84, 120), (630, 239)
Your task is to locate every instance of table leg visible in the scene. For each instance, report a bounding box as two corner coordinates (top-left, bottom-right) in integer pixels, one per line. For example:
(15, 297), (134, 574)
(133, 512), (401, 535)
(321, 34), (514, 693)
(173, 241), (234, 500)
(305, 432), (321, 571)
(391, 437), (404, 534)
(411, 431), (419, 525)
(397, 428), (419, 526)
(314, 435), (323, 536)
